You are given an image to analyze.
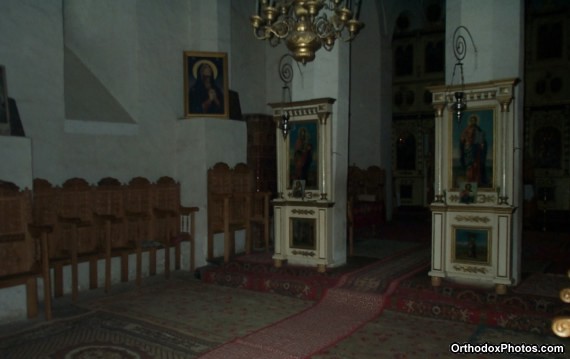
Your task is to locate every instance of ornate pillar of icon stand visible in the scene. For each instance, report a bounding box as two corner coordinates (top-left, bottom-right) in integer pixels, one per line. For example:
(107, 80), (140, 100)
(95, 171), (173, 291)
(428, 79), (519, 294)
(269, 98), (336, 273)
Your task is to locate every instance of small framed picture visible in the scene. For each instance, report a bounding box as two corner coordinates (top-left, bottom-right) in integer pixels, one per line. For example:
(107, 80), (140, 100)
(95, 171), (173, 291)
(292, 179), (305, 198)
(452, 227), (490, 265)
(0, 65), (10, 135)
(458, 181), (477, 204)
(184, 51), (229, 118)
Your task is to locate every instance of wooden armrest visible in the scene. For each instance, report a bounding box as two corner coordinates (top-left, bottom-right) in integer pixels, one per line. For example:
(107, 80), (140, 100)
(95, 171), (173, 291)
(231, 192), (253, 201)
(124, 210), (150, 219)
(58, 215), (90, 227)
(210, 192), (232, 200)
(28, 224), (53, 237)
(153, 208), (178, 217)
(252, 191), (272, 199)
(180, 206), (199, 215)
(0, 233), (26, 243)
(93, 213), (123, 223)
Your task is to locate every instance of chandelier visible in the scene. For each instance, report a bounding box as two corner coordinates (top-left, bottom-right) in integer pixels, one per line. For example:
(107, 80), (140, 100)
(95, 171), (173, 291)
(448, 26), (477, 123)
(250, 0), (364, 64)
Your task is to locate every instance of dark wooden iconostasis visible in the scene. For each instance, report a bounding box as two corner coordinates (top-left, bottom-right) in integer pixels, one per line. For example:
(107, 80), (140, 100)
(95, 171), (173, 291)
(391, 1), (444, 212)
(523, 0), (570, 232)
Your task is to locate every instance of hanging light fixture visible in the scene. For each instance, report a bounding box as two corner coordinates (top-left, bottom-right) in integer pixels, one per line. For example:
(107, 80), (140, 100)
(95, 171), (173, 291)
(448, 26), (477, 123)
(250, 0), (364, 64)
(277, 54), (299, 139)
(278, 101), (291, 139)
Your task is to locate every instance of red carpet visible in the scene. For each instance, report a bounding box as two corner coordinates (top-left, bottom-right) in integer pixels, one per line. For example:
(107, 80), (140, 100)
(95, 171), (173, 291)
(386, 270), (570, 335)
(198, 246), (430, 358)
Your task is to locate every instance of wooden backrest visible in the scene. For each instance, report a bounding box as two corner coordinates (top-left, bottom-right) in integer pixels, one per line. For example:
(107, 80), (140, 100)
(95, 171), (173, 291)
(347, 165), (386, 201)
(32, 178), (64, 259)
(32, 178), (59, 226)
(231, 163), (253, 223)
(207, 162), (253, 229)
(208, 162), (232, 195)
(154, 176), (180, 212)
(93, 177), (124, 217)
(0, 181), (36, 276)
(59, 178), (93, 222)
(366, 166), (385, 201)
(232, 163), (254, 193)
(208, 163), (231, 229)
(347, 166), (365, 200)
(124, 177), (153, 215)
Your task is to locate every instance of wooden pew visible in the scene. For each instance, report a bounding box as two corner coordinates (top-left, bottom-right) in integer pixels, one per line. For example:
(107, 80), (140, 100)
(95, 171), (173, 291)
(93, 177), (129, 292)
(0, 181), (52, 319)
(123, 176), (153, 285)
(57, 178), (100, 302)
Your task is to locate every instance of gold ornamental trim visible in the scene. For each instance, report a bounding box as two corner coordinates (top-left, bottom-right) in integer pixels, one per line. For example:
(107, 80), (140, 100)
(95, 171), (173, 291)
(288, 191), (314, 199)
(431, 205), (515, 215)
(553, 271), (570, 338)
(561, 288), (570, 304)
(448, 194), (496, 204)
(291, 250), (315, 257)
(291, 209), (315, 215)
(552, 317), (570, 338)
(452, 265), (488, 274)
(455, 215), (491, 223)
(478, 195), (496, 203)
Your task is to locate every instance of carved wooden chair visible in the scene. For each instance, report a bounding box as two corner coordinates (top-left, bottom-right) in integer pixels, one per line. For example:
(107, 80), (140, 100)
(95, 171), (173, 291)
(179, 205), (199, 272)
(93, 177), (129, 292)
(207, 163), (248, 262)
(123, 176), (153, 286)
(153, 176), (199, 274)
(152, 176), (181, 278)
(208, 162), (235, 262)
(57, 178), (99, 302)
(207, 163), (271, 262)
(0, 181), (52, 319)
(234, 163), (271, 253)
(347, 165), (386, 256)
(32, 178), (66, 298)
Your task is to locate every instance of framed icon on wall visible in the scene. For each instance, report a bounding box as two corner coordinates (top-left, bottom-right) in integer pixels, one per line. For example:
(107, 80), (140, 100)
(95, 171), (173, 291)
(184, 51), (229, 118)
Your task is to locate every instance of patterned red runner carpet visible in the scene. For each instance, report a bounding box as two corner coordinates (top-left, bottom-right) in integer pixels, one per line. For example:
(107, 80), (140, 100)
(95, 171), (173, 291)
(386, 270), (570, 335)
(198, 246), (431, 359)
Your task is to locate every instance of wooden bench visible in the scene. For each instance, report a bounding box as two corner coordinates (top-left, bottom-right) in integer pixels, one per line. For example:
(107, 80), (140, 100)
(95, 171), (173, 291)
(0, 181), (52, 320)
(30, 176), (197, 303)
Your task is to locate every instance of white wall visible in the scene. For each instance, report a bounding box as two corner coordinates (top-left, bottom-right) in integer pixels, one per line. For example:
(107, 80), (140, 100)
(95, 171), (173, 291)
(0, 0), (255, 323)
